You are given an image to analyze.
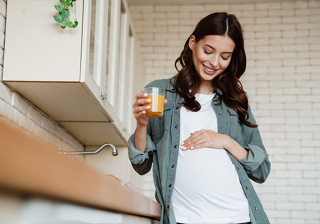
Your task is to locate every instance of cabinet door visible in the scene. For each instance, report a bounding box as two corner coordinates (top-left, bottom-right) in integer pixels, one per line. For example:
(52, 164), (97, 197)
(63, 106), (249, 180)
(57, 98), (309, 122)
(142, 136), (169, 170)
(116, 4), (129, 125)
(105, 0), (121, 108)
(81, 0), (105, 106)
(116, 1), (136, 134)
(101, 0), (133, 133)
(100, 0), (120, 122)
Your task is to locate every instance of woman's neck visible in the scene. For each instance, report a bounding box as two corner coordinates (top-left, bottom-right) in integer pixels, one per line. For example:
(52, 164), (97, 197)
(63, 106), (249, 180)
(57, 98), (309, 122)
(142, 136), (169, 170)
(198, 82), (214, 95)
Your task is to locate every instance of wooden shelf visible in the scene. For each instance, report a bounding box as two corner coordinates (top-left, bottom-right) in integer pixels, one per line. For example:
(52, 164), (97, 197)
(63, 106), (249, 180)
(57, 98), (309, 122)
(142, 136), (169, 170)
(0, 116), (161, 219)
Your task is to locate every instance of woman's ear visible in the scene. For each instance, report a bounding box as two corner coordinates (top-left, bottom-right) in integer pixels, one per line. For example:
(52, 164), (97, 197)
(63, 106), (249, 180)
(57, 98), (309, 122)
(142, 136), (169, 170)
(189, 35), (196, 51)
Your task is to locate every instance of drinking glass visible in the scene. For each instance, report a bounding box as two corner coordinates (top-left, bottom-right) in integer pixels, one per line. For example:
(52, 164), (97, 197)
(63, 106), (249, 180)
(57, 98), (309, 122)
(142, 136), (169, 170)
(142, 87), (166, 118)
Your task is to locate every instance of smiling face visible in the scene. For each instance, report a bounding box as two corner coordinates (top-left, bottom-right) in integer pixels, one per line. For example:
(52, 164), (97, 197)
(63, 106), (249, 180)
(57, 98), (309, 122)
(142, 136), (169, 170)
(189, 35), (235, 86)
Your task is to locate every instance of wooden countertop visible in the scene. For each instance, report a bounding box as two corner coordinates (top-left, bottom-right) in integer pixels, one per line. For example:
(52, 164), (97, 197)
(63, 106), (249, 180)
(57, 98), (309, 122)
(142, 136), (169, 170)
(0, 116), (161, 219)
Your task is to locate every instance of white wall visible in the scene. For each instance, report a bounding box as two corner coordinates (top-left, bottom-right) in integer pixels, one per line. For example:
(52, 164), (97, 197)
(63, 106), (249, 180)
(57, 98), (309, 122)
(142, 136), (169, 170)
(129, 1), (320, 223)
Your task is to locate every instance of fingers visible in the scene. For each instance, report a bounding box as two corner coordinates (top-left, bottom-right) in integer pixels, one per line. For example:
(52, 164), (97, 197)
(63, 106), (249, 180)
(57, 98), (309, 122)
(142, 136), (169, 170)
(181, 129), (211, 151)
(133, 98), (151, 107)
(181, 135), (206, 151)
(132, 91), (169, 121)
(132, 93), (151, 120)
(137, 98), (151, 105)
(134, 105), (150, 114)
(136, 92), (148, 100)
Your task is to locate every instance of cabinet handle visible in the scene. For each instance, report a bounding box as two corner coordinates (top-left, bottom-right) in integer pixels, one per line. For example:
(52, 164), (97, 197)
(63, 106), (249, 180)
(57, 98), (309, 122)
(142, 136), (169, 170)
(100, 93), (107, 100)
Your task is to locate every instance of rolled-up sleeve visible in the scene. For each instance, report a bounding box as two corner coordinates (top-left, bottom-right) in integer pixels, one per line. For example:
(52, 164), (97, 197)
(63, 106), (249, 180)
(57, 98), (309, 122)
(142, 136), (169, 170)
(128, 132), (156, 164)
(238, 106), (271, 183)
(127, 122), (156, 175)
(127, 80), (164, 175)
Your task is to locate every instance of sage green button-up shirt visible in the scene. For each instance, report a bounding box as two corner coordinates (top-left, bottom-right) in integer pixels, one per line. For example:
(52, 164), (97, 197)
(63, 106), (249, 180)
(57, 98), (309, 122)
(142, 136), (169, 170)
(128, 77), (271, 224)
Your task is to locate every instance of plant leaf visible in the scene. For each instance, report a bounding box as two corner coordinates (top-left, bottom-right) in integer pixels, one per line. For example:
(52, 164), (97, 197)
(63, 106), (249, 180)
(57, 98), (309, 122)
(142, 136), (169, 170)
(54, 5), (63, 12)
(59, 22), (66, 26)
(53, 15), (64, 23)
(66, 0), (71, 6)
(68, 22), (73, 28)
(74, 21), (78, 27)
(59, 0), (63, 3)
(65, 9), (70, 18)
(66, 18), (70, 23)
(60, 11), (65, 19)
(61, 25), (66, 29)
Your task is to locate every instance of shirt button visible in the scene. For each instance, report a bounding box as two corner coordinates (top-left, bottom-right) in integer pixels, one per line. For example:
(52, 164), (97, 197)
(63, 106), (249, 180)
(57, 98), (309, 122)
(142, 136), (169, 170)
(237, 167), (240, 170)
(176, 107), (179, 109)
(175, 125), (178, 128)
(246, 186), (248, 190)
(254, 207), (257, 210)
(219, 113), (222, 115)
(174, 145), (177, 148)
(169, 184), (172, 187)
(167, 205), (170, 209)
(172, 165), (175, 168)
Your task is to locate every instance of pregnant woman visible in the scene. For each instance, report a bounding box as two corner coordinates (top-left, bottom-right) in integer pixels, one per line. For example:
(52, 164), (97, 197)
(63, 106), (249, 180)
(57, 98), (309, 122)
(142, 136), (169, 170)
(128, 12), (271, 224)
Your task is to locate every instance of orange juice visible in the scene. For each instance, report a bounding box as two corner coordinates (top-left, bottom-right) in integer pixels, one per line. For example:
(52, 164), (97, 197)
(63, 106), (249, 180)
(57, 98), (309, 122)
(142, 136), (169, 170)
(144, 94), (165, 117)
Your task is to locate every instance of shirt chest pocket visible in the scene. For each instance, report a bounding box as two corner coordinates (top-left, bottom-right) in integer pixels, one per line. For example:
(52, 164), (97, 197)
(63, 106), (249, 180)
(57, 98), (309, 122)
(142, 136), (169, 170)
(151, 102), (173, 138)
(227, 108), (242, 142)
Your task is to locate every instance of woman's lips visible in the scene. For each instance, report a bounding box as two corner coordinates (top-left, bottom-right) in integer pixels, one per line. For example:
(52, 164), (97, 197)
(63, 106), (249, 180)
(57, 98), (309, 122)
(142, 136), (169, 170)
(203, 64), (217, 75)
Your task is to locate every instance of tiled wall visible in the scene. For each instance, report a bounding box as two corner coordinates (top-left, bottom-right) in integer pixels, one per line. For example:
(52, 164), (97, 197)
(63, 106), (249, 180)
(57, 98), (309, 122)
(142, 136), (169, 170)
(0, 0), (84, 155)
(130, 0), (320, 223)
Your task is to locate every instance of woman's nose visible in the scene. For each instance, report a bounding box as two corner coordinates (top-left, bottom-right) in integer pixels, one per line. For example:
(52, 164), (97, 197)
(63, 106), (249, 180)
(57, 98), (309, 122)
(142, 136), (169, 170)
(209, 55), (219, 68)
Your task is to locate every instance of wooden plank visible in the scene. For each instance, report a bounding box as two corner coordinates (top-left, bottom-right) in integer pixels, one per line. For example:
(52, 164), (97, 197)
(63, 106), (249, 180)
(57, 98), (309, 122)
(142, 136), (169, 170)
(0, 117), (161, 219)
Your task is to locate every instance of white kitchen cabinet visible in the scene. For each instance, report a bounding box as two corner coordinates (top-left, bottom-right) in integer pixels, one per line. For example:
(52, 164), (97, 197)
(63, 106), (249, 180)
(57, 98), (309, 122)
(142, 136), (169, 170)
(2, 0), (143, 146)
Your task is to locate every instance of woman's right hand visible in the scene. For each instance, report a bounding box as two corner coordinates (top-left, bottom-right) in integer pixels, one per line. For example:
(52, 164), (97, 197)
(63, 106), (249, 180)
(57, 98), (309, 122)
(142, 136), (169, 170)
(132, 92), (151, 127)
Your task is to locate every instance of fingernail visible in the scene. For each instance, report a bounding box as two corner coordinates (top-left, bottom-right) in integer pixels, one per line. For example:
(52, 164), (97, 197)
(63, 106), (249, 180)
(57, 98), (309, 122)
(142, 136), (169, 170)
(147, 99), (151, 102)
(191, 146), (194, 149)
(146, 106), (150, 109)
(181, 142), (184, 145)
(183, 146), (186, 150)
(144, 93), (148, 97)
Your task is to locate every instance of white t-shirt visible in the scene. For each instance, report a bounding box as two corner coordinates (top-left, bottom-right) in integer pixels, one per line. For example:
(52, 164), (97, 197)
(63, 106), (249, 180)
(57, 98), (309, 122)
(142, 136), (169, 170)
(171, 93), (250, 224)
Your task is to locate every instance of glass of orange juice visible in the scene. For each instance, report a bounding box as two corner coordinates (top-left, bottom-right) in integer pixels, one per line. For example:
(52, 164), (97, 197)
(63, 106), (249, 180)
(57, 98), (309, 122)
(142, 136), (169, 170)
(142, 87), (166, 118)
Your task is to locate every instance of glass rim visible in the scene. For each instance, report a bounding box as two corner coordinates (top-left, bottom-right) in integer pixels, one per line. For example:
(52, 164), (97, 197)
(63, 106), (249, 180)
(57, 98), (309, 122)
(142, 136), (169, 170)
(142, 87), (166, 91)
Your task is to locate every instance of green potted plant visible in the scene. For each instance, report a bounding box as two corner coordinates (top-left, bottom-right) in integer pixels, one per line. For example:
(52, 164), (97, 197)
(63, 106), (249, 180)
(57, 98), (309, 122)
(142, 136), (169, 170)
(53, 0), (78, 29)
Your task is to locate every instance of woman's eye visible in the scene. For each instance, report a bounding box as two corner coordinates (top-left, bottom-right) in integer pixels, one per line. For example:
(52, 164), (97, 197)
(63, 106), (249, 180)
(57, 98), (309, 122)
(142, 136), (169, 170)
(222, 56), (229, 60)
(204, 50), (211, 54)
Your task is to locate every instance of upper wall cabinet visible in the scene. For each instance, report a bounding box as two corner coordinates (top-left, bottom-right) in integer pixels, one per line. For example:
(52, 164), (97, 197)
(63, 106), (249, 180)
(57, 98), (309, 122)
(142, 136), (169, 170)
(2, 0), (144, 146)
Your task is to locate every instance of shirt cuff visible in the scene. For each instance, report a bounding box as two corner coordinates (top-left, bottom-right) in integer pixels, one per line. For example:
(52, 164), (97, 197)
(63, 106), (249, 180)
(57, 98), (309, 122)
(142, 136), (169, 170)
(127, 131), (156, 165)
(238, 144), (267, 172)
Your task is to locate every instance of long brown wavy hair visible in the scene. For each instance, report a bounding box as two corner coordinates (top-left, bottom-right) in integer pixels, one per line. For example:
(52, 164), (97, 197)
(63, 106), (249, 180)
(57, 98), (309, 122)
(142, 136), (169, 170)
(173, 12), (257, 128)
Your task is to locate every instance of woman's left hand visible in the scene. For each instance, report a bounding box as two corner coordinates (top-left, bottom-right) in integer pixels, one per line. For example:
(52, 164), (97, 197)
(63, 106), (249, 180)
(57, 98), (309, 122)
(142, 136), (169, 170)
(181, 129), (231, 151)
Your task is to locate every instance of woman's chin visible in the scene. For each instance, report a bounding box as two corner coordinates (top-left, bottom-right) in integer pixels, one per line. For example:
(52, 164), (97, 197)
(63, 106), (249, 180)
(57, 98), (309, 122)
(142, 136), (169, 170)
(199, 72), (220, 81)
